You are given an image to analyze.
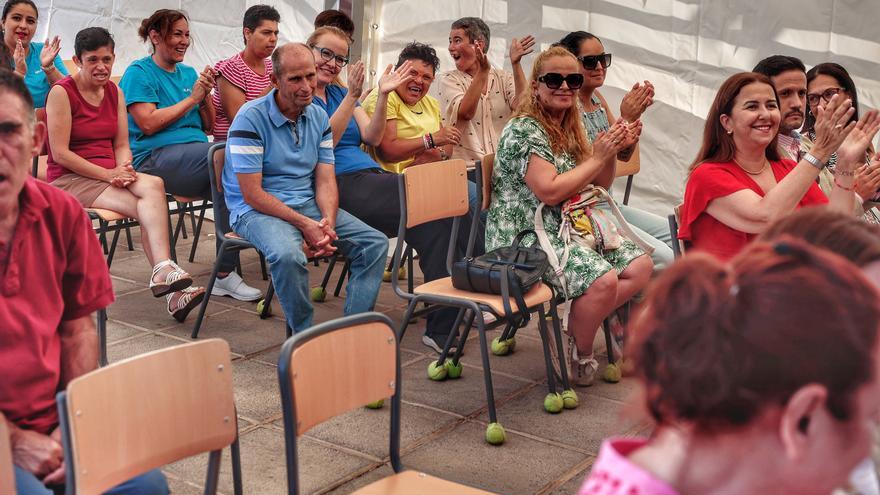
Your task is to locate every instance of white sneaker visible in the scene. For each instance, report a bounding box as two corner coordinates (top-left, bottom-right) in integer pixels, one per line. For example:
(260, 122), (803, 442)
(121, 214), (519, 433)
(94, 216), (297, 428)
(571, 354), (599, 387)
(211, 272), (262, 301)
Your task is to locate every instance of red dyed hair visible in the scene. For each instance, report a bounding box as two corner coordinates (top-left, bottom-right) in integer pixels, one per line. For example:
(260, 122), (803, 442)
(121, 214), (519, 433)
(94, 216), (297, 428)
(631, 240), (880, 431)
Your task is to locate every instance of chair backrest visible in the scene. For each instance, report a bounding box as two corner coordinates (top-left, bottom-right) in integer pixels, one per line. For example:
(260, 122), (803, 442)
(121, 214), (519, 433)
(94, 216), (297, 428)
(58, 339), (236, 495)
(207, 143), (231, 236)
(481, 153), (495, 211)
(0, 413), (14, 495)
(63, 59), (77, 75)
(278, 313), (399, 495)
(669, 204), (686, 258)
(615, 144), (640, 178)
(401, 159), (470, 228)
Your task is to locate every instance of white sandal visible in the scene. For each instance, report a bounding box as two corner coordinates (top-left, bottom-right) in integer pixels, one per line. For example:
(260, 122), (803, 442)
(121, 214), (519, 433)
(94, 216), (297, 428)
(150, 259), (193, 297)
(166, 286), (205, 322)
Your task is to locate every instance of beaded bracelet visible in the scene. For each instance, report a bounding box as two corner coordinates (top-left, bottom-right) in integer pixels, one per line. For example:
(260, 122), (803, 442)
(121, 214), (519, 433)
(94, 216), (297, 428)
(422, 134), (431, 151)
(427, 133), (435, 149)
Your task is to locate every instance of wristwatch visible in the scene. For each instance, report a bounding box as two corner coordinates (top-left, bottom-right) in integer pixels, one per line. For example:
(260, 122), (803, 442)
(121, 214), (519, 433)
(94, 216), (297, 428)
(802, 152), (826, 170)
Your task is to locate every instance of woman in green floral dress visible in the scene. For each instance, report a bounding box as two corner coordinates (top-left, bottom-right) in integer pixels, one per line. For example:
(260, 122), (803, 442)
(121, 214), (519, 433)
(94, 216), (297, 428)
(486, 46), (653, 386)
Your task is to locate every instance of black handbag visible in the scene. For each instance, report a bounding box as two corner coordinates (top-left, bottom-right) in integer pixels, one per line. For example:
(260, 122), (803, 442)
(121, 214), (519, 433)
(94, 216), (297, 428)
(451, 230), (550, 323)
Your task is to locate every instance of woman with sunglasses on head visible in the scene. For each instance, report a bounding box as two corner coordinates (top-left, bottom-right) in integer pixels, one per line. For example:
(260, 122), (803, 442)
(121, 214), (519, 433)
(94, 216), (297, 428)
(557, 31), (674, 269)
(579, 240), (880, 495)
(1, 0), (66, 109)
(489, 46), (653, 386)
(679, 72), (880, 261)
(804, 63), (880, 207)
(120, 9), (261, 309)
(211, 4), (279, 142)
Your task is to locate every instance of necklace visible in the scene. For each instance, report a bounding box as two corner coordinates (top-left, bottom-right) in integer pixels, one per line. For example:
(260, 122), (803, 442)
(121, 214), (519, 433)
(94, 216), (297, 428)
(734, 158), (769, 176)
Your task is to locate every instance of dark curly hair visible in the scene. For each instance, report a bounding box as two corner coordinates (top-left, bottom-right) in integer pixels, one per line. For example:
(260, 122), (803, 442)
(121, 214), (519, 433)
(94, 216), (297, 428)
(395, 41), (439, 74)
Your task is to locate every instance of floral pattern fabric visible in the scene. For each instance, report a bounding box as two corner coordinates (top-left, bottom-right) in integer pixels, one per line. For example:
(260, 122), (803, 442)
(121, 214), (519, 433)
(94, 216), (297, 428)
(486, 116), (644, 298)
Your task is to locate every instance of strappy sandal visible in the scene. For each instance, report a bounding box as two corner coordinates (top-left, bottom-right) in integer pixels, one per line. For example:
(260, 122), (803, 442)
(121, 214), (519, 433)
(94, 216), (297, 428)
(166, 286), (206, 322)
(150, 259), (193, 297)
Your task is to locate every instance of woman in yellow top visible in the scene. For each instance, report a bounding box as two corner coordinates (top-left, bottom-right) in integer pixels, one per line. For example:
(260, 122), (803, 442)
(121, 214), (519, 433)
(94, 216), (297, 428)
(362, 42), (461, 173)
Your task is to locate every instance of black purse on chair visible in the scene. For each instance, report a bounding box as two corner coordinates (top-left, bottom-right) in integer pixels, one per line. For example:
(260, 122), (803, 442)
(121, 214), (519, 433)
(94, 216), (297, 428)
(451, 229), (550, 323)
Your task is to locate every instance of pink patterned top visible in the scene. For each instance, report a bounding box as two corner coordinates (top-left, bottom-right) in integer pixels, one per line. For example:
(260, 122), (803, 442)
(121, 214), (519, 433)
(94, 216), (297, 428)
(579, 439), (679, 495)
(212, 52), (273, 141)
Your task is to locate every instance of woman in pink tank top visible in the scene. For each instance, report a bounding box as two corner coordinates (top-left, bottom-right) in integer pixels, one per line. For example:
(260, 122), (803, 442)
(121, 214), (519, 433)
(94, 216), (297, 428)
(580, 241), (880, 495)
(45, 27), (205, 322)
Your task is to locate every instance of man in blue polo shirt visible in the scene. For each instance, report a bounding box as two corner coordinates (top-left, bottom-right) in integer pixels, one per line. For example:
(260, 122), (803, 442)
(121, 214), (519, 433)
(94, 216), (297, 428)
(223, 43), (387, 332)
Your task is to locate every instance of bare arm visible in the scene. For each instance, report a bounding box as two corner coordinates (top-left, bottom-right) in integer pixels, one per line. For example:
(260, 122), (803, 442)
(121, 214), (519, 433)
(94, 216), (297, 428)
(113, 85), (133, 167)
(217, 75), (247, 124)
(524, 127), (626, 205)
(597, 91), (636, 161)
(46, 86), (114, 181)
(128, 98), (201, 136)
(509, 35), (535, 109)
(456, 50), (490, 122)
(314, 163), (338, 228)
(377, 120), (461, 164)
(59, 314), (99, 387)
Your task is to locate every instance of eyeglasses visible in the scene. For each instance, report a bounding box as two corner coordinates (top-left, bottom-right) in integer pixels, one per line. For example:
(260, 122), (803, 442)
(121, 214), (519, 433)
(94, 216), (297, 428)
(806, 87), (843, 106)
(310, 45), (349, 67)
(537, 72), (584, 90)
(578, 53), (612, 70)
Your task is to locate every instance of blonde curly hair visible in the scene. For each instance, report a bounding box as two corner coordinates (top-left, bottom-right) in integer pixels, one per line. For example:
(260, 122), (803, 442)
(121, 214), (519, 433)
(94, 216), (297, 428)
(515, 46), (592, 162)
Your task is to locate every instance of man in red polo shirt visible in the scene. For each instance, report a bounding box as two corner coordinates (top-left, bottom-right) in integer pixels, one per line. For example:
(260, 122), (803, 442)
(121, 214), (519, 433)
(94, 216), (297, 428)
(0, 69), (168, 494)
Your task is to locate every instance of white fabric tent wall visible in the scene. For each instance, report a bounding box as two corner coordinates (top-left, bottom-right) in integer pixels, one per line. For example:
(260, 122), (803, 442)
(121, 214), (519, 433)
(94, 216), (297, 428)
(368, 0), (880, 216)
(30, 0), (880, 217)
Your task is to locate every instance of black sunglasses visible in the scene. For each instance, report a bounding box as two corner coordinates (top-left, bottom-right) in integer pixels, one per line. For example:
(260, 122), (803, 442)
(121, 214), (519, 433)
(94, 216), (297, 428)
(579, 53), (612, 70)
(537, 72), (584, 90)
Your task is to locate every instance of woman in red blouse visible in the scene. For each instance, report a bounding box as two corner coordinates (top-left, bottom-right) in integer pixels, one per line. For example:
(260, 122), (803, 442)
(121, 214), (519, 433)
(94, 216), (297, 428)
(679, 72), (879, 260)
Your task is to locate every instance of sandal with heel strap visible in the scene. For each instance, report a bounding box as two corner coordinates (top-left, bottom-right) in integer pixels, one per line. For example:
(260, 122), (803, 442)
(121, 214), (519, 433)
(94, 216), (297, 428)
(150, 259), (193, 297)
(167, 286), (206, 322)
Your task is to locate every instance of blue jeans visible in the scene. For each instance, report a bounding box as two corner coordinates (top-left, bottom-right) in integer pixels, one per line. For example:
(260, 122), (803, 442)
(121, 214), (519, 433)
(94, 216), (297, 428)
(234, 200), (388, 332)
(15, 465), (168, 494)
(597, 202), (674, 269)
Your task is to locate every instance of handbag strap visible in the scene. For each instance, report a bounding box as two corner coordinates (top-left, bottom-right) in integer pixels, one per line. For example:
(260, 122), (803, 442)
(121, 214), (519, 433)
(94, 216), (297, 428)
(591, 186), (655, 255)
(499, 264), (531, 325)
(534, 202), (572, 333)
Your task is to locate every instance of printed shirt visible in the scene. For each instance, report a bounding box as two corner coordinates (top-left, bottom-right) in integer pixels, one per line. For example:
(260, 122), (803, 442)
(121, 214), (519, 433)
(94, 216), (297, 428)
(212, 53), (273, 141)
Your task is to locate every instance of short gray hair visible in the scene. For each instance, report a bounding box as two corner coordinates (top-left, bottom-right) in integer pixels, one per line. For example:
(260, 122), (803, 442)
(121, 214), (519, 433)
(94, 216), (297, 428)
(451, 17), (490, 52)
(271, 42), (312, 77)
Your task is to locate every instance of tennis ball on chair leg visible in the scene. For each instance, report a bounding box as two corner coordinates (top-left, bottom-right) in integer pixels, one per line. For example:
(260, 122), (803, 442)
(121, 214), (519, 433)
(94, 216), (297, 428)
(561, 389), (579, 409)
(491, 337), (510, 356)
(485, 422), (506, 445)
(310, 286), (326, 302)
(427, 360), (448, 381)
(603, 363), (622, 383)
(506, 336), (517, 352)
(365, 399), (384, 409)
(544, 392), (563, 414)
(445, 359), (463, 379)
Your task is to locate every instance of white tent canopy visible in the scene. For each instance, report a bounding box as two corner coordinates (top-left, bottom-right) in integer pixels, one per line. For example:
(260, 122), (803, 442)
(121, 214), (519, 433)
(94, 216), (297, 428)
(35, 0), (880, 216)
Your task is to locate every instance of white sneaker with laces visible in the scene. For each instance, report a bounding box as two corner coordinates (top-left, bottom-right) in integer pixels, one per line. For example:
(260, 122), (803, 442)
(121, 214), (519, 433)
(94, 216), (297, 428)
(211, 271), (262, 301)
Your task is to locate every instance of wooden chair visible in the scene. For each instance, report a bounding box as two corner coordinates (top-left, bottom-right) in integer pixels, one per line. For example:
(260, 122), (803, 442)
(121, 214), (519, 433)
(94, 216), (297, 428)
(0, 412), (14, 495)
(278, 312), (496, 495)
(191, 143), (279, 338)
(616, 145), (640, 205)
(390, 158), (574, 445)
(668, 205), (686, 258)
(57, 339), (242, 495)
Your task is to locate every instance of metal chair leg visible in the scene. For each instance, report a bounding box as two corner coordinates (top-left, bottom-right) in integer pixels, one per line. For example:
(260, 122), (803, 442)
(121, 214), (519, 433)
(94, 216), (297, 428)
(333, 259), (351, 297)
(475, 317), (499, 424)
(97, 308), (108, 367)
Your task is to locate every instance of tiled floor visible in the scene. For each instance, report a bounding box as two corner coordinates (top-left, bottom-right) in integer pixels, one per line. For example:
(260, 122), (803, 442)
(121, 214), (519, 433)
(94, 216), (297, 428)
(102, 221), (647, 494)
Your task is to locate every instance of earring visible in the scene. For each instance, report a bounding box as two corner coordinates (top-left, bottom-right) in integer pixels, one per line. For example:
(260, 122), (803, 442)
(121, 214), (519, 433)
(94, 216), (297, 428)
(726, 129), (733, 135)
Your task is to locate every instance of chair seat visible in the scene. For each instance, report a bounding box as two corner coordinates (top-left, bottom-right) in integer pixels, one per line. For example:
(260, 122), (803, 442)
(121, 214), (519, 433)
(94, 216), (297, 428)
(413, 276), (553, 316)
(171, 195), (203, 203)
(353, 470), (495, 495)
(86, 208), (129, 222)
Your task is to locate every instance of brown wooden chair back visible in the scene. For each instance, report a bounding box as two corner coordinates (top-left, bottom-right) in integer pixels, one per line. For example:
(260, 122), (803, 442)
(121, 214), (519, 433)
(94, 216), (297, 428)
(286, 320), (396, 436)
(63, 59), (77, 75)
(480, 153), (495, 211)
(0, 412), (13, 495)
(60, 339), (236, 495)
(402, 159), (470, 228)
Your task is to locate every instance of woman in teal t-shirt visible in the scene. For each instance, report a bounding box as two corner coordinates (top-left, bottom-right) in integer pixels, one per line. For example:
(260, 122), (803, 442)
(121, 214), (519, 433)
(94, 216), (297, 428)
(119, 8), (261, 302)
(1, 0), (67, 108)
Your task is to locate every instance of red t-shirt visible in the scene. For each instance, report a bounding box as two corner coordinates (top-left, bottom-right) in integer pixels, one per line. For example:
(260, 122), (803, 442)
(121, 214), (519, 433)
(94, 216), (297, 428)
(679, 159), (828, 260)
(0, 178), (114, 434)
(212, 53), (273, 141)
(46, 76), (119, 183)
